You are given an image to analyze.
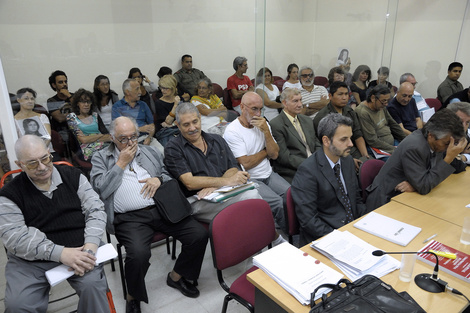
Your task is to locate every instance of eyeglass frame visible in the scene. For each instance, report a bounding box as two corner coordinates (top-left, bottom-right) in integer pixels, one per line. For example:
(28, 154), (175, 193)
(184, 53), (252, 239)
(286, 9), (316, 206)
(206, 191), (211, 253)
(116, 135), (139, 144)
(20, 154), (53, 170)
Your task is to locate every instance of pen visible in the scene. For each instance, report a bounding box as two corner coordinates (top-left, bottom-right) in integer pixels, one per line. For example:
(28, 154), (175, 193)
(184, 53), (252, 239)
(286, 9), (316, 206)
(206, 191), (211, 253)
(429, 250), (457, 259)
(423, 233), (437, 243)
(240, 164), (246, 172)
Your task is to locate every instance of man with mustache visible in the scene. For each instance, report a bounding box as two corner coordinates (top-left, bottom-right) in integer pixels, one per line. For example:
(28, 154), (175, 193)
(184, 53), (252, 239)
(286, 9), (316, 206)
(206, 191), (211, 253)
(299, 66), (329, 119)
(291, 113), (368, 246)
(47, 70), (74, 138)
(164, 102), (261, 223)
(0, 135), (109, 312)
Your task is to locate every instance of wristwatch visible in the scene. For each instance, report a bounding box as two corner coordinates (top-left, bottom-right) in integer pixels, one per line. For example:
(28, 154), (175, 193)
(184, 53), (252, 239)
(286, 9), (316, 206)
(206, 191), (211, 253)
(83, 249), (95, 256)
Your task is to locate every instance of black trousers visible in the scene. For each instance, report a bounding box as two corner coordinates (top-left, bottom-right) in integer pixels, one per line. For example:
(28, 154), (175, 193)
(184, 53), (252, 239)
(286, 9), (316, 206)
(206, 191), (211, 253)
(114, 207), (208, 303)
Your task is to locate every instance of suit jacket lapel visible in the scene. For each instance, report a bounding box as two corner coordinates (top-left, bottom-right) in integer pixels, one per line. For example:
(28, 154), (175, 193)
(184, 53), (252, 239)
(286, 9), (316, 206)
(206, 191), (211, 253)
(281, 111), (306, 148)
(318, 151), (348, 210)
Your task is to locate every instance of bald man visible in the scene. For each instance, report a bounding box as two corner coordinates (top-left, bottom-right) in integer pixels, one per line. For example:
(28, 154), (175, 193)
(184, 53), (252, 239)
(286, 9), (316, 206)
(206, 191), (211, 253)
(387, 82), (423, 135)
(0, 135), (109, 313)
(223, 92), (289, 232)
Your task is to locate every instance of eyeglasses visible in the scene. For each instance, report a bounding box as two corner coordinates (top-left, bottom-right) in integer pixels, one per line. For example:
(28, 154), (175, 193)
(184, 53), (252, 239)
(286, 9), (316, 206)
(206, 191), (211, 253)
(79, 99), (92, 104)
(21, 154), (53, 170)
(117, 135), (139, 144)
(375, 98), (389, 105)
(300, 74), (314, 78)
(197, 86), (208, 90)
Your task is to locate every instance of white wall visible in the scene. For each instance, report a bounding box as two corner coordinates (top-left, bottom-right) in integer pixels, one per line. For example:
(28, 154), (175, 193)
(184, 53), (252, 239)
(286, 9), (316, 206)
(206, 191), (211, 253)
(0, 0), (469, 105)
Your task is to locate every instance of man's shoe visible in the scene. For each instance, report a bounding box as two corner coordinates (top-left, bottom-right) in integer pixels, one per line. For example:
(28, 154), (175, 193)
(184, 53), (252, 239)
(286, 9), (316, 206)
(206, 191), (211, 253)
(166, 273), (200, 298)
(126, 299), (141, 313)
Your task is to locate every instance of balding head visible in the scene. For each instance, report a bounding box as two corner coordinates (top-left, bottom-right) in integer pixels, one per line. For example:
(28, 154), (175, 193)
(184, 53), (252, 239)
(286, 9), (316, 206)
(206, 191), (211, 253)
(240, 92), (263, 125)
(14, 135), (53, 185)
(396, 82), (414, 106)
(110, 116), (139, 151)
(15, 135), (48, 161)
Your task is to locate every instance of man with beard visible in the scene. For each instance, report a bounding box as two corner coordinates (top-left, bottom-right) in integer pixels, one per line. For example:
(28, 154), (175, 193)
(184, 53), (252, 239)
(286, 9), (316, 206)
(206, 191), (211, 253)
(299, 66), (329, 119)
(291, 113), (367, 245)
(47, 70), (73, 136)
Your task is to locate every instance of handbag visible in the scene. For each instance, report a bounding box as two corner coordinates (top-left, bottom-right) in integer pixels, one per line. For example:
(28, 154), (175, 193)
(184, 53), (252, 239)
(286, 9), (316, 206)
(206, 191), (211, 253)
(153, 179), (192, 224)
(309, 275), (426, 313)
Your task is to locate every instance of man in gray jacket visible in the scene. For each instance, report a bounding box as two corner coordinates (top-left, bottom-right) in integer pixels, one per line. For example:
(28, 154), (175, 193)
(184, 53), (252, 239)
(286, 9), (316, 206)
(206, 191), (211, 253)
(366, 109), (467, 211)
(91, 116), (207, 313)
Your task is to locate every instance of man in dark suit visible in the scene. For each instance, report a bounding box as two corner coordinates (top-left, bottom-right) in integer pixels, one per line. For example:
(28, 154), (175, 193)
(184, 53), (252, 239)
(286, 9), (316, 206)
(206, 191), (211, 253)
(269, 88), (321, 183)
(291, 113), (367, 246)
(366, 109), (467, 212)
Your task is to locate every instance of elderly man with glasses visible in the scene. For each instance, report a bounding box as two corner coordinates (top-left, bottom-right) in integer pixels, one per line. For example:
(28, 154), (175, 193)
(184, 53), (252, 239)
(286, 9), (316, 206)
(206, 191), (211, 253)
(91, 116), (208, 313)
(299, 66), (329, 119)
(0, 135), (110, 313)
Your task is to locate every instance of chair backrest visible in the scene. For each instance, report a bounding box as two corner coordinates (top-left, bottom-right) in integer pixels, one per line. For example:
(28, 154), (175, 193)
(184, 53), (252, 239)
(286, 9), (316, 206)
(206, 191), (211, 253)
(425, 98), (442, 111)
(359, 159), (385, 201)
(285, 187), (299, 238)
(210, 199), (276, 270)
(314, 76), (329, 88)
(212, 82), (224, 99)
(0, 161), (73, 188)
(274, 79), (286, 92)
(223, 88), (233, 110)
(51, 130), (67, 158)
(273, 76), (283, 82)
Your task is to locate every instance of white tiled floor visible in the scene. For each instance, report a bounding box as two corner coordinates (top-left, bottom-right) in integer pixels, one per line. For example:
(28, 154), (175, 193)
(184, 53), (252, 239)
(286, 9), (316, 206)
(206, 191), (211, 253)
(0, 236), (256, 313)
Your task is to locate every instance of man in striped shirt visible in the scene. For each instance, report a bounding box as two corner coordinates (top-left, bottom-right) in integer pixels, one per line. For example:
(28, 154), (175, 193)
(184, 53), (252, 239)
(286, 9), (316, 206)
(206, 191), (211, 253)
(0, 135), (109, 313)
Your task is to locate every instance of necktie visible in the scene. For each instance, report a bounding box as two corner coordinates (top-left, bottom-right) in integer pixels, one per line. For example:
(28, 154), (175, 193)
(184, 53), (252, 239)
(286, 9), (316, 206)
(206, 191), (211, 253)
(293, 118), (312, 157)
(334, 163), (354, 223)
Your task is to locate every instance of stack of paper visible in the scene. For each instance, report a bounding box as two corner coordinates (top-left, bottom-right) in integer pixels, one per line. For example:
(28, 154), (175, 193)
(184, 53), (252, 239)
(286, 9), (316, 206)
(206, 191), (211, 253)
(311, 230), (400, 281)
(253, 242), (343, 305)
(353, 212), (421, 246)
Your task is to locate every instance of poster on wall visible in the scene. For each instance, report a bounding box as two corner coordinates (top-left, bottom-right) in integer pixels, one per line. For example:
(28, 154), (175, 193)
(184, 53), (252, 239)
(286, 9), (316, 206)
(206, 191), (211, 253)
(336, 48), (350, 66)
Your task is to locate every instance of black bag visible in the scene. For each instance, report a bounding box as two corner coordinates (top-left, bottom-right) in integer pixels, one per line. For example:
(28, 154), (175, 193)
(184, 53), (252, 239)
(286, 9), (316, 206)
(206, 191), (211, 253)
(153, 179), (192, 224)
(309, 275), (426, 313)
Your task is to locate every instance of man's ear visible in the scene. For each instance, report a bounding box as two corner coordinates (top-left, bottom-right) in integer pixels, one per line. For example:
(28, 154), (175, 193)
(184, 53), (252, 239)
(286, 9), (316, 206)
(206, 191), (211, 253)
(321, 135), (330, 147)
(14, 160), (22, 169)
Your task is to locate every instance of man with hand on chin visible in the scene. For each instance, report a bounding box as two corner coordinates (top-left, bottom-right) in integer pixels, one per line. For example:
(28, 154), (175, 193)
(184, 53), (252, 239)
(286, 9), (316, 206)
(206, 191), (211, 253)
(366, 109), (467, 211)
(224, 92), (290, 234)
(91, 116), (208, 313)
(164, 102), (261, 222)
(0, 135), (109, 313)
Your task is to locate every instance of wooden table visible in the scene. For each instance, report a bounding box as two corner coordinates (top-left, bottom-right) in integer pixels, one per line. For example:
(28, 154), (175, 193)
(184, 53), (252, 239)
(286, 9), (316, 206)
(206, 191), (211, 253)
(391, 169), (470, 227)
(247, 201), (470, 313)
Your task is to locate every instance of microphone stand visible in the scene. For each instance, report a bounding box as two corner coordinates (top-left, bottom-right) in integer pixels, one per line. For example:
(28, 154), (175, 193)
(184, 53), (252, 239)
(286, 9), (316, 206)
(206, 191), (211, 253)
(373, 250), (447, 293)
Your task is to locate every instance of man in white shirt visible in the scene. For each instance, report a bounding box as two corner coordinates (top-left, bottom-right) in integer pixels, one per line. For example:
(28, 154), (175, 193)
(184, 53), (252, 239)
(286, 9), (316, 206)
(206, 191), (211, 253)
(299, 66), (329, 119)
(224, 92), (290, 231)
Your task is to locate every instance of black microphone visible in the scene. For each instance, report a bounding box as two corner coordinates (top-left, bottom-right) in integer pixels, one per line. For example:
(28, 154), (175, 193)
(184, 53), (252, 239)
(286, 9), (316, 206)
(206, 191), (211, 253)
(372, 249), (447, 293)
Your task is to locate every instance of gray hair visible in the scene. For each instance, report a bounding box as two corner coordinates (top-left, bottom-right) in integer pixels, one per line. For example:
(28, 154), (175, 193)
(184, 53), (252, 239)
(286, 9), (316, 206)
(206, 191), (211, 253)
(122, 78), (135, 95)
(423, 109), (464, 140)
(299, 66), (314, 77)
(195, 77), (213, 95)
(109, 116), (140, 137)
(280, 88), (301, 103)
(233, 56), (247, 71)
(447, 101), (470, 117)
(175, 102), (201, 124)
(317, 113), (353, 141)
(399, 73), (414, 85)
(15, 135), (47, 161)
